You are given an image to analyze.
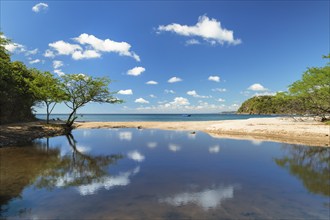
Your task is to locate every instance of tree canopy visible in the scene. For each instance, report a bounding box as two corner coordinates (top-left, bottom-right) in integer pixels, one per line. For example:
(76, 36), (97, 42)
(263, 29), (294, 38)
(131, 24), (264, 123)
(1, 33), (122, 126)
(0, 35), (36, 124)
(62, 74), (123, 128)
(288, 56), (330, 119)
(238, 55), (330, 121)
(29, 70), (67, 123)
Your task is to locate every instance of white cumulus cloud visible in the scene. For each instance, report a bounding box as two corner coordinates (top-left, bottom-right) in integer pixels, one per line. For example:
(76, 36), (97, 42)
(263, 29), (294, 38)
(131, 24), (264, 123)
(29, 59), (41, 64)
(54, 69), (65, 77)
(158, 15), (241, 45)
(170, 97), (190, 106)
(44, 49), (55, 58)
(187, 90), (210, 99)
(72, 50), (101, 60)
(73, 33), (140, 61)
(49, 40), (82, 55)
(53, 60), (63, 69)
(46, 33), (140, 61)
(4, 42), (25, 53)
(218, 98), (225, 102)
(25, 48), (38, 56)
(32, 3), (48, 13)
(248, 83), (268, 91)
(168, 77), (182, 83)
(135, 98), (149, 104)
(146, 80), (158, 85)
(127, 66), (145, 76)
(118, 89), (133, 95)
(186, 39), (200, 45)
(208, 75), (220, 82)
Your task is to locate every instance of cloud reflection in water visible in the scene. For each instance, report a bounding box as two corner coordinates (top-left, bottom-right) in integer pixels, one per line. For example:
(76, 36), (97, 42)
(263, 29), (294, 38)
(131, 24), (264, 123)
(160, 185), (235, 210)
(169, 144), (181, 152)
(147, 142), (157, 149)
(78, 166), (140, 196)
(128, 150), (145, 162)
(208, 145), (220, 154)
(118, 131), (133, 141)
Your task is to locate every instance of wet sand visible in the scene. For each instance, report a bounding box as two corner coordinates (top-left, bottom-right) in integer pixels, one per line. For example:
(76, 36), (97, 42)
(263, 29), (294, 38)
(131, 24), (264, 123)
(75, 117), (330, 147)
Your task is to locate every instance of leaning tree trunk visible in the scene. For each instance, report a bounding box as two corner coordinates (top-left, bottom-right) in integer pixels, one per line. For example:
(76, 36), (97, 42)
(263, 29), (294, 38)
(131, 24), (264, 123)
(66, 109), (78, 129)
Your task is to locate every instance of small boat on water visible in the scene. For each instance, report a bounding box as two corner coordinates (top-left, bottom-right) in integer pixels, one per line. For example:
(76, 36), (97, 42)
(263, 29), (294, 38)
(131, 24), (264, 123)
(182, 114), (192, 117)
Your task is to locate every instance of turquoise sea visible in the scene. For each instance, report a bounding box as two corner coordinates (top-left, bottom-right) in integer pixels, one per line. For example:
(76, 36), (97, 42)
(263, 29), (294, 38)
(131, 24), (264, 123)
(36, 113), (280, 122)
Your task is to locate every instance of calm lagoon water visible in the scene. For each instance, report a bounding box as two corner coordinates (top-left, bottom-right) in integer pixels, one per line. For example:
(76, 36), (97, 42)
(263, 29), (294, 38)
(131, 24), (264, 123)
(1, 129), (329, 219)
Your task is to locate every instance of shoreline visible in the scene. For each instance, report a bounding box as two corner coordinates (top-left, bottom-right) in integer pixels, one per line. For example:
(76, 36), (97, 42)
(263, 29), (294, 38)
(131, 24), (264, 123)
(0, 117), (329, 147)
(0, 121), (67, 147)
(75, 117), (329, 147)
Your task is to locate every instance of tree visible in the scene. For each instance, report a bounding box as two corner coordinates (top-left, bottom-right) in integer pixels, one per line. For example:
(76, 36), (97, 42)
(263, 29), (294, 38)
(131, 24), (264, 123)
(62, 74), (123, 128)
(288, 55), (330, 120)
(0, 33), (36, 124)
(29, 70), (67, 123)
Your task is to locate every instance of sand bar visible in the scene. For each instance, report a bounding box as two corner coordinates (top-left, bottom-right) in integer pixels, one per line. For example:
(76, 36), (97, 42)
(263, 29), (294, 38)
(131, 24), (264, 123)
(1, 117), (329, 147)
(76, 117), (330, 147)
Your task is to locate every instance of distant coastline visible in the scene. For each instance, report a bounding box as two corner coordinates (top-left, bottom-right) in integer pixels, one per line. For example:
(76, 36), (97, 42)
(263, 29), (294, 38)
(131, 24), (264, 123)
(35, 113), (280, 123)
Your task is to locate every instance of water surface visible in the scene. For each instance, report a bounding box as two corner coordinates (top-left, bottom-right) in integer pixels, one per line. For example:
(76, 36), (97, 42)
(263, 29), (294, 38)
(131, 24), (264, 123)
(1, 129), (329, 219)
(36, 113), (279, 122)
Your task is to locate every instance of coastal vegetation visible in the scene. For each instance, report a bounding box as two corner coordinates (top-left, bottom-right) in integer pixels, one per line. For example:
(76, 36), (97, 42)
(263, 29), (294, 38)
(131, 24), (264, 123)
(0, 33), (122, 127)
(62, 74), (123, 128)
(0, 36), (36, 124)
(238, 55), (330, 121)
(29, 70), (67, 124)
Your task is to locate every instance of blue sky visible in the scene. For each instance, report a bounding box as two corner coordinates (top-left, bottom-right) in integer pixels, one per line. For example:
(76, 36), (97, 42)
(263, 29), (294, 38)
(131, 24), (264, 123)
(1, 1), (329, 114)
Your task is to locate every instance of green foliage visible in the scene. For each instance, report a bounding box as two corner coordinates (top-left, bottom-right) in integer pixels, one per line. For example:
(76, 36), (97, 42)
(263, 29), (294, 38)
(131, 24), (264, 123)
(238, 55), (330, 120)
(237, 94), (297, 115)
(0, 33), (122, 125)
(28, 70), (67, 123)
(62, 74), (123, 127)
(288, 58), (330, 119)
(0, 34), (37, 124)
(237, 95), (279, 114)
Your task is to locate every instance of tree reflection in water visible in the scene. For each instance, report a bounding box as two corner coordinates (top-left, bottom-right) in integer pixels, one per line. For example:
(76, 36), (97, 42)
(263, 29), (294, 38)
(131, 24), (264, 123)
(0, 140), (61, 213)
(0, 133), (123, 213)
(35, 133), (123, 189)
(274, 144), (330, 197)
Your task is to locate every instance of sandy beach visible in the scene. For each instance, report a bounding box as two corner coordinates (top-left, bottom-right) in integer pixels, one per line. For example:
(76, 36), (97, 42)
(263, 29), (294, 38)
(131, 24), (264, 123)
(75, 117), (330, 147)
(1, 117), (329, 147)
